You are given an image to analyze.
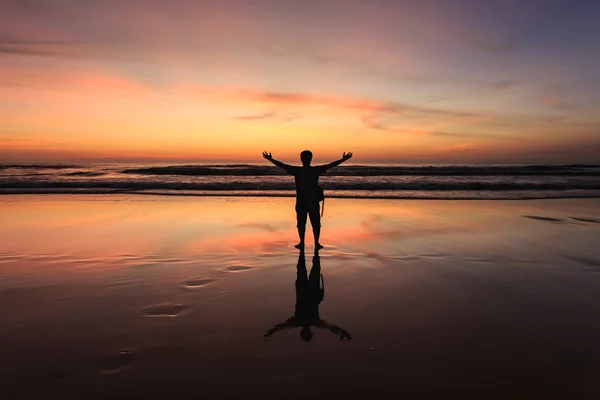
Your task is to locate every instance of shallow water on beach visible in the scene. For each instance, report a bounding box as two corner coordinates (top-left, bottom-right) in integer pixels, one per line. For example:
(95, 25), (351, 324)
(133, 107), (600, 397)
(1, 196), (600, 398)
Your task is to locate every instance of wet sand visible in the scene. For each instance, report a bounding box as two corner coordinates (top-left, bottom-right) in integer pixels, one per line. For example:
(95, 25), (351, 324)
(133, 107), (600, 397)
(1, 195), (600, 398)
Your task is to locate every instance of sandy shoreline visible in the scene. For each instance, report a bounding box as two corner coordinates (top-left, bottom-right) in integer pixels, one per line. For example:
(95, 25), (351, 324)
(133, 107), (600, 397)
(1, 195), (600, 398)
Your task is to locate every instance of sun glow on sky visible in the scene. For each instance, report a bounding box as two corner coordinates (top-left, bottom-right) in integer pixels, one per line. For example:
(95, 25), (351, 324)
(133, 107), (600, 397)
(1, 0), (599, 164)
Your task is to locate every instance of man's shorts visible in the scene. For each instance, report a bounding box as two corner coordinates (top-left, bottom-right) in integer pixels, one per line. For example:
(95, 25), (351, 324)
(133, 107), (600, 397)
(295, 201), (321, 229)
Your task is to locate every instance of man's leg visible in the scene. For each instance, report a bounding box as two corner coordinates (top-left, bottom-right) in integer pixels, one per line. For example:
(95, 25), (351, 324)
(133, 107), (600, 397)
(308, 205), (322, 249)
(308, 253), (321, 290)
(296, 203), (307, 248)
(296, 251), (307, 289)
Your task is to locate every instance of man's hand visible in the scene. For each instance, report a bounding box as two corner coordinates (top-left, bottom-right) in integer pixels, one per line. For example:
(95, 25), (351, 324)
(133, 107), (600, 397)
(262, 151), (273, 161)
(342, 152), (353, 161)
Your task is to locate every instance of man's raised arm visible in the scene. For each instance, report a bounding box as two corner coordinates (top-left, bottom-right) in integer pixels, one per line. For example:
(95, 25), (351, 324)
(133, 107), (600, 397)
(319, 152), (353, 172)
(264, 318), (297, 337)
(317, 320), (352, 342)
(263, 151), (293, 172)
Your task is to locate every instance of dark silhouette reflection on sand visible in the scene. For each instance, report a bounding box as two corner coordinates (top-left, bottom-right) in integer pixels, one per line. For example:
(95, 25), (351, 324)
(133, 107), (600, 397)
(264, 249), (352, 342)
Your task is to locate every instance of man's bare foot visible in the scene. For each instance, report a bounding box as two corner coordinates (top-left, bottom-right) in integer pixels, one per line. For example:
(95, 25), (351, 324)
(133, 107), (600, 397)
(295, 242), (305, 249)
(315, 243), (324, 250)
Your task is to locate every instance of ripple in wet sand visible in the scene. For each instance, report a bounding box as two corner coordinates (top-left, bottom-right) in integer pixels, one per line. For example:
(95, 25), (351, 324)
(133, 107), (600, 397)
(563, 255), (600, 270)
(392, 255), (420, 262)
(465, 257), (495, 263)
(212, 289), (231, 300)
(0, 254), (21, 262)
(141, 303), (190, 317)
(524, 215), (563, 222)
(183, 278), (214, 288)
(224, 265), (252, 272)
(101, 349), (137, 372)
(570, 217), (600, 224)
(420, 253), (451, 258)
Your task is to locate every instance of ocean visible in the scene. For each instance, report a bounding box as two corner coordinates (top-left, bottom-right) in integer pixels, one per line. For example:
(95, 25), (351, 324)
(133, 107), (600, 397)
(1, 163), (599, 200)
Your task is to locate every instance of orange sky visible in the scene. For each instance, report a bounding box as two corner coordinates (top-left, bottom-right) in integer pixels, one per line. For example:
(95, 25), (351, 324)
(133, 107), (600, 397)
(1, 0), (599, 164)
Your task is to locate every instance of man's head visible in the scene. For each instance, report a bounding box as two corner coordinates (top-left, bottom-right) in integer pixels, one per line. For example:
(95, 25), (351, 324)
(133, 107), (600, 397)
(300, 326), (313, 342)
(300, 150), (313, 166)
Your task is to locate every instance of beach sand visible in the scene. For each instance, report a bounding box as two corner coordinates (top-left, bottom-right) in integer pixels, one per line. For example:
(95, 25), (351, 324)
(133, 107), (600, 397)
(1, 195), (600, 398)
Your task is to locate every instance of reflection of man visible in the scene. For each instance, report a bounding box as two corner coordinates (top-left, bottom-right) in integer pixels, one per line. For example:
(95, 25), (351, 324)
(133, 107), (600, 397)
(262, 150), (353, 249)
(264, 249), (352, 342)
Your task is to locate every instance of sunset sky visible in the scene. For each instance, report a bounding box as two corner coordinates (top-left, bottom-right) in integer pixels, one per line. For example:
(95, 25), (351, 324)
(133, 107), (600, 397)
(1, 0), (599, 164)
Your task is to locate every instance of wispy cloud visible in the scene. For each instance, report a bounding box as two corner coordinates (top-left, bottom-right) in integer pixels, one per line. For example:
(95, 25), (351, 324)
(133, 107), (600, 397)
(222, 88), (481, 118)
(493, 80), (519, 91)
(234, 111), (277, 121)
(180, 85), (484, 127)
(233, 110), (298, 123)
(431, 131), (520, 141)
(0, 38), (109, 59)
(360, 114), (385, 130)
(178, 85), (600, 138)
(536, 84), (577, 109)
(0, 43), (65, 57)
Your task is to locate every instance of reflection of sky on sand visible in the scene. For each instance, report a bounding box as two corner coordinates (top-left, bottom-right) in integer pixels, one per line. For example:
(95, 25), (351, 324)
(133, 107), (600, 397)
(2, 196), (600, 397)
(2, 196), (599, 285)
(2, 196), (600, 260)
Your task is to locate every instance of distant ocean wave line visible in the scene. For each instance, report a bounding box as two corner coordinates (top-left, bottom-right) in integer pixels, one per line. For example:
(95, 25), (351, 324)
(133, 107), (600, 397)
(2, 188), (600, 200)
(1, 180), (599, 191)
(2, 164), (600, 176)
(121, 164), (600, 176)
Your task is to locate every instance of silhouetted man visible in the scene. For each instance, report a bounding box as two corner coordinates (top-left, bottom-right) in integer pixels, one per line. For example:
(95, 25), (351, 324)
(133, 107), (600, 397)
(263, 150), (352, 249)
(264, 249), (352, 342)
